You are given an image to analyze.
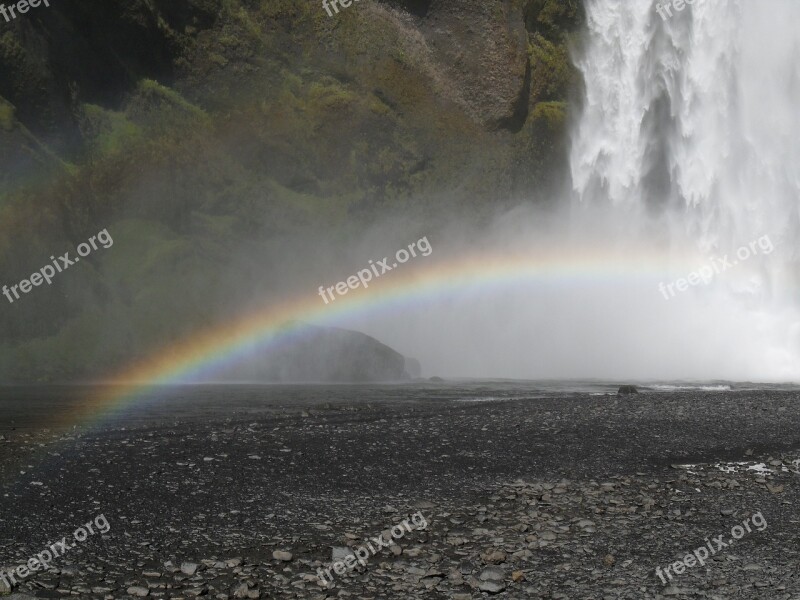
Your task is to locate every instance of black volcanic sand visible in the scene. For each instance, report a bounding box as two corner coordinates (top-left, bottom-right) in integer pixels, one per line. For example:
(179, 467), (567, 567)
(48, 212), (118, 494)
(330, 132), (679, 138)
(2, 390), (800, 599)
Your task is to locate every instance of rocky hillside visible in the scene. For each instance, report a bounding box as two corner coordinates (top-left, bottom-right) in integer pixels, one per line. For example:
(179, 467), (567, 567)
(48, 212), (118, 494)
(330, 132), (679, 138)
(0, 0), (584, 382)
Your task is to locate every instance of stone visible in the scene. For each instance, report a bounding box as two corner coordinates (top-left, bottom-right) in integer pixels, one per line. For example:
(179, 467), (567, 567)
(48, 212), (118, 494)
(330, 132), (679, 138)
(331, 547), (353, 561)
(478, 580), (506, 593)
(59, 565), (78, 577)
(481, 549), (507, 564)
(479, 566), (505, 582)
(232, 583), (249, 598)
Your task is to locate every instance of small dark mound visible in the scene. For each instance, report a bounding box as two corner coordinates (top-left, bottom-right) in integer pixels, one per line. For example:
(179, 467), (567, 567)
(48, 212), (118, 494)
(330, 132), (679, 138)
(618, 385), (639, 395)
(429, 376), (444, 382)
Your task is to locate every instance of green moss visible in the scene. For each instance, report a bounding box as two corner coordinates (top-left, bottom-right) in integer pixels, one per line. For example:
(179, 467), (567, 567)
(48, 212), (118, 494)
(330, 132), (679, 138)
(132, 79), (209, 122)
(531, 100), (567, 130)
(269, 0), (321, 20)
(308, 79), (359, 111)
(525, 0), (584, 41)
(528, 34), (575, 102)
(367, 93), (392, 117)
(263, 177), (352, 222)
(209, 52), (229, 67)
(81, 104), (143, 156)
(218, 33), (243, 49)
(101, 219), (191, 288)
(0, 31), (24, 61)
(513, 100), (569, 194)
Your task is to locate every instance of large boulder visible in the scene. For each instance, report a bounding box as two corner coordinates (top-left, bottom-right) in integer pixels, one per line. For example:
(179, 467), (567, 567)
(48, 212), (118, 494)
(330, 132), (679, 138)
(223, 323), (419, 383)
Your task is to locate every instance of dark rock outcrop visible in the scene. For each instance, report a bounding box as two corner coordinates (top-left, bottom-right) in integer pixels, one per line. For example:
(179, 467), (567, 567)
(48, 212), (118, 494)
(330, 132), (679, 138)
(223, 323), (419, 383)
(617, 385), (639, 395)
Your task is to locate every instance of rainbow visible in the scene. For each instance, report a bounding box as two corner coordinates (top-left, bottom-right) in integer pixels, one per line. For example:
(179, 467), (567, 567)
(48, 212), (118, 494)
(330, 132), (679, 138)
(63, 243), (681, 429)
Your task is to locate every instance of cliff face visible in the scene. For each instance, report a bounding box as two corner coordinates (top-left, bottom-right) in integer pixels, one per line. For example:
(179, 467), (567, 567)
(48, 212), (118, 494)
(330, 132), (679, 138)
(0, 0), (584, 382)
(0, 0), (583, 197)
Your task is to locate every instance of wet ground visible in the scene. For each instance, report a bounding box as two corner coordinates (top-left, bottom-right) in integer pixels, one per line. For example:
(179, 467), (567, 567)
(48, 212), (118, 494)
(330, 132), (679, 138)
(1, 387), (800, 598)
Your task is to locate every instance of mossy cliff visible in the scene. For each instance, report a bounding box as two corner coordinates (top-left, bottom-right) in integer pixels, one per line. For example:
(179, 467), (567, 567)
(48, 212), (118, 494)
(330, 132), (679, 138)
(0, 0), (584, 382)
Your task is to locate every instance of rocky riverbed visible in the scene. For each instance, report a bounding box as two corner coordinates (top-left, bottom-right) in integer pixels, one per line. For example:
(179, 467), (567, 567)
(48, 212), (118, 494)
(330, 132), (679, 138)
(1, 388), (800, 599)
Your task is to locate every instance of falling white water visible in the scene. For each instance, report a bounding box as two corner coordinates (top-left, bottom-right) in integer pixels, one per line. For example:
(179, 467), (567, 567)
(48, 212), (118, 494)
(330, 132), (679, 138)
(572, 0), (800, 246)
(566, 0), (800, 378)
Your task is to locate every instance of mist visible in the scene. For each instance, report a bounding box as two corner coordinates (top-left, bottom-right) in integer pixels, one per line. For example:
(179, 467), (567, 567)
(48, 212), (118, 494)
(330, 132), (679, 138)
(296, 0), (800, 382)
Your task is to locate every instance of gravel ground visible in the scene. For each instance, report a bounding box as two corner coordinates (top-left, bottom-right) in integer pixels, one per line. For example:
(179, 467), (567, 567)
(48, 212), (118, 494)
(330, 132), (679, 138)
(1, 390), (800, 599)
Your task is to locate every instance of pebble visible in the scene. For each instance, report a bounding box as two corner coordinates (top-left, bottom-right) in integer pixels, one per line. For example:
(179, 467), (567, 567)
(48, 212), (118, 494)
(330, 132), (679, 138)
(127, 586), (150, 596)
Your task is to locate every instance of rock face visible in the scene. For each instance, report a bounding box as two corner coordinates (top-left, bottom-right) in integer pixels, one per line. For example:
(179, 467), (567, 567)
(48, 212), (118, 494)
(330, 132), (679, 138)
(0, 0), (582, 179)
(420, 0), (530, 130)
(223, 323), (419, 383)
(618, 385), (639, 395)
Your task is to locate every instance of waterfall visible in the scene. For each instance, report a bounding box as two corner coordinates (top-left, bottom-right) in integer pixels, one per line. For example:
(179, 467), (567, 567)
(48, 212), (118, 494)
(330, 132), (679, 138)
(568, 0), (800, 378)
(573, 0), (800, 240)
